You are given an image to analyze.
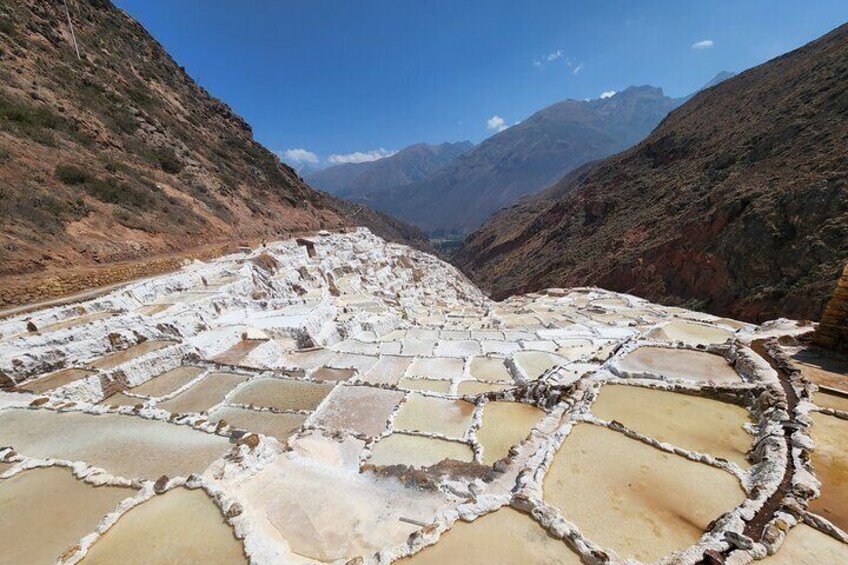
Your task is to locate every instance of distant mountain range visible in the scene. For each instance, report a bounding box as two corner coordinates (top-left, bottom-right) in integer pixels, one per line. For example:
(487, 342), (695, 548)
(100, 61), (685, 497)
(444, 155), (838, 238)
(454, 24), (848, 321)
(359, 85), (685, 235)
(305, 141), (473, 199)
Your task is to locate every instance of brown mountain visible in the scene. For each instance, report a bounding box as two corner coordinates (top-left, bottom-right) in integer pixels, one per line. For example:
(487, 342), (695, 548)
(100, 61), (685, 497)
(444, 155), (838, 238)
(0, 0), (425, 291)
(304, 141), (473, 199)
(454, 23), (848, 322)
(368, 86), (683, 235)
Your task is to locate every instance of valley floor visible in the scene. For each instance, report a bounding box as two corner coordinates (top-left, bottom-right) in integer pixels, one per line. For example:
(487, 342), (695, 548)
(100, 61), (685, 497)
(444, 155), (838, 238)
(0, 229), (846, 564)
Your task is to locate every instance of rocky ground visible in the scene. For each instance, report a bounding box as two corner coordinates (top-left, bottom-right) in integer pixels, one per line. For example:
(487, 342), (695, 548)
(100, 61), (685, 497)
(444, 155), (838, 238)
(0, 230), (846, 564)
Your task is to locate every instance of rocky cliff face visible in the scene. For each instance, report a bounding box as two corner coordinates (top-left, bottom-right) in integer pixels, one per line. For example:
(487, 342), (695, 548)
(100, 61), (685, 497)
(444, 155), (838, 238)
(0, 0), (423, 291)
(455, 23), (848, 322)
(815, 264), (848, 352)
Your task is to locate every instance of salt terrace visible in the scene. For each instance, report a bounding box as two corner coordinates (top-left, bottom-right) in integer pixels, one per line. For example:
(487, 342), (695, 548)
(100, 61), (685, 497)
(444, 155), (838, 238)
(0, 228), (846, 564)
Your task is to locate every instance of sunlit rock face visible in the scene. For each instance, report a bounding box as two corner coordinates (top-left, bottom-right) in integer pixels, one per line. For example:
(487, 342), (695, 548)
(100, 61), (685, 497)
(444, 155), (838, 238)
(0, 228), (845, 564)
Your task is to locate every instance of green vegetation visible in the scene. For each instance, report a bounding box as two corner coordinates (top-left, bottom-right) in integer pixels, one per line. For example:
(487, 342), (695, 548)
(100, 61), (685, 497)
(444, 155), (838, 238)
(0, 93), (91, 147)
(55, 164), (90, 186)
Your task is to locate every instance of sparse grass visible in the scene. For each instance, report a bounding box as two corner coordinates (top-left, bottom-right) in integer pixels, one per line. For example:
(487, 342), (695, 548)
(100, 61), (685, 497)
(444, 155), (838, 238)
(55, 164), (90, 186)
(0, 93), (91, 146)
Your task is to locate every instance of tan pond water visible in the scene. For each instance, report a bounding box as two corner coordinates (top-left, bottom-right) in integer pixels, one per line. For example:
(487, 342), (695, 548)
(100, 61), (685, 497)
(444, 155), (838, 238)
(477, 401), (544, 465)
(813, 390), (848, 413)
(591, 385), (752, 467)
(310, 385), (404, 437)
(0, 409), (229, 480)
(400, 507), (581, 565)
(134, 304), (172, 316)
(618, 346), (740, 383)
(0, 466), (134, 565)
(790, 350), (848, 394)
(457, 380), (510, 395)
(362, 355), (411, 385)
(469, 357), (512, 382)
(808, 413), (848, 531)
(90, 340), (175, 371)
(646, 321), (732, 346)
(228, 377), (334, 412)
(81, 488), (246, 564)
(760, 524), (848, 564)
(368, 434), (473, 468)
(37, 311), (116, 334)
(209, 406), (306, 441)
(544, 424), (745, 562)
(397, 377), (452, 394)
(158, 372), (248, 414)
(17, 368), (96, 394)
(98, 392), (145, 408)
(393, 394), (474, 438)
(311, 367), (355, 382)
(512, 351), (567, 380)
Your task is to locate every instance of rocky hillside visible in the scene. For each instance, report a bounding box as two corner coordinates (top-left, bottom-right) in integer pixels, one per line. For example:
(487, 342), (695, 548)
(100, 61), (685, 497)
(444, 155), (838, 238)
(0, 0), (424, 288)
(455, 23), (848, 322)
(304, 141), (473, 199)
(369, 86), (683, 235)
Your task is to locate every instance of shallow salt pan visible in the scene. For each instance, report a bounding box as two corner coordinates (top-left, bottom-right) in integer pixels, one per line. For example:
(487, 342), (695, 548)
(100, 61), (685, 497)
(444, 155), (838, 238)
(17, 368), (96, 394)
(400, 507), (581, 564)
(81, 488), (246, 564)
(209, 406), (306, 441)
(476, 401), (544, 465)
(617, 346), (740, 383)
(227, 377), (335, 412)
(808, 413), (848, 531)
(122, 366), (205, 398)
(393, 394), (474, 439)
(158, 372), (248, 414)
(367, 433), (473, 468)
(591, 384), (752, 467)
(544, 424), (745, 562)
(397, 377), (452, 394)
(309, 385), (403, 437)
(0, 466), (134, 565)
(0, 409), (230, 480)
(759, 524), (848, 564)
(89, 340), (176, 370)
(645, 321), (732, 346)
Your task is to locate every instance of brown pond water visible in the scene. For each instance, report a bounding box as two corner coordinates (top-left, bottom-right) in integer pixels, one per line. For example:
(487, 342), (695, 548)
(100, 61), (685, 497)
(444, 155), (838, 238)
(544, 424), (745, 562)
(211, 339), (267, 365)
(228, 377), (335, 412)
(17, 368), (96, 394)
(808, 413), (848, 531)
(618, 346), (740, 383)
(311, 367), (355, 382)
(476, 401), (545, 465)
(209, 406), (306, 442)
(81, 488), (246, 564)
(0, 466), (134, 565)
(0, 409), (229, 480)
(813, 390), (848, 413)
(457, 380), (510, 396)
(158, 372), (249, 414)
(125, 366), (205, 397)
(469, 357), (512, 382)
(591, 385), (752, 467)
(400, 507), (581, 565)
(90, 340), (175, 371)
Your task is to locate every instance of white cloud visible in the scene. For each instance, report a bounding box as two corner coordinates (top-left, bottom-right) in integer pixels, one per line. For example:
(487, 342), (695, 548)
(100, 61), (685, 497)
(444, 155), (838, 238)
(326, 148), (396, 165)
(546, 49), (564, 62)
(572, 62), (584, 75)
(486, 115), (508, 132)
(692, 39), (714, 50)
(280, 148), (319, 165)
(599, 90), (617, 99)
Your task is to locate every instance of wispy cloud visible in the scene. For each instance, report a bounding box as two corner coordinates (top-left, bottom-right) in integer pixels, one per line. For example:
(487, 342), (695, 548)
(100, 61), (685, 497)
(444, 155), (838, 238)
(280, 148), (319, 165)
(533, 49), (582, 74)
(326, 148), (396, 165)
(486, 115), (508, 132)
(599, 90), (617, 99)
(692, 39), (714, 50)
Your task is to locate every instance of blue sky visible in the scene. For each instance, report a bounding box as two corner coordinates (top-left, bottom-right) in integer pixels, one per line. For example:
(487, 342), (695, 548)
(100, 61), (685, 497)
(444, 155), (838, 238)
(113, 0), (846, 169)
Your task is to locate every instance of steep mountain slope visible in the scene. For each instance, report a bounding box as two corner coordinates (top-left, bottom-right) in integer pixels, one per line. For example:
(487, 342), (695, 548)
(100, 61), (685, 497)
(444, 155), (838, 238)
(304, 141), (472, 199)
(369, 86), (683, 234)
(0, 0), (423, 287)
(455, 23), (848, 322)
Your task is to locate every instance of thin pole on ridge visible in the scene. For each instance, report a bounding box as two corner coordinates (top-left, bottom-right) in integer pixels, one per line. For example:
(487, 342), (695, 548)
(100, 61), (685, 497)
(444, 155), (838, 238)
(62, 0), (81, 60)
